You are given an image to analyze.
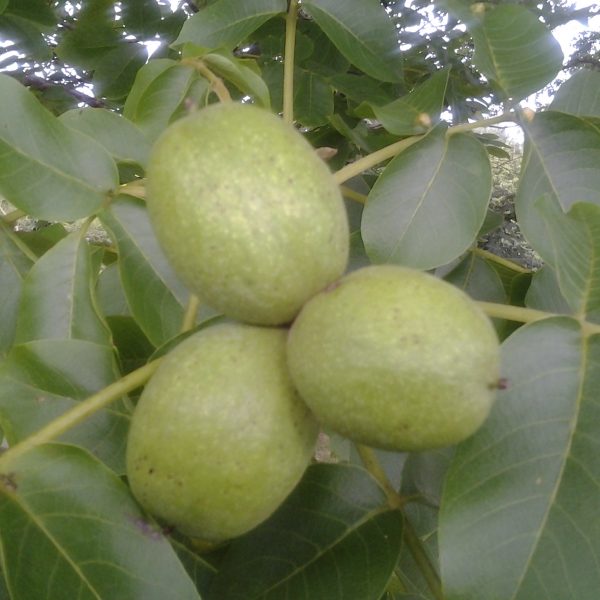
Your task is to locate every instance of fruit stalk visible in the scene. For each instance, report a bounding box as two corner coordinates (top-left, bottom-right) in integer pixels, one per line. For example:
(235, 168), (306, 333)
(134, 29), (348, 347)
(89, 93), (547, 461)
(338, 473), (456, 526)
(283, 0), (299, 124)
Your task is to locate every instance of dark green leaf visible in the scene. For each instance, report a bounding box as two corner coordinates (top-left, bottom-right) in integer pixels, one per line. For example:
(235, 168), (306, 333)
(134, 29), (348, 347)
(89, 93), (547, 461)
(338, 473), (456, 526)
(0, 224), (33, 357)
(96, 262), (130, 317)
(551, 69), (600, 118)
(14, 230), (112, 346)
(0, 444), (201, 600)
(440, 317), (600, 600)
(0, 15), (51, 61)
(0, 75), (118, 221)
(5, 0), (54, 27)
(14, 223), (68, 257)
(525, 265), (571, 315)
(329, 73), (396, 106)
(120, 0), (162, 36)
(105, 316), (155, 375)
(471, 4), (563, 101)
(174, 0), (286, 50)
(516, 111), (600, 262)
(485, 145), (511, 159)
(298, 21), (350, 77)
(123, 59), (207, 141)
(293, 68), (333, 127)
(92, 43), (149, 100)
(99, 196), (189, 347)
(478, 210), (503, 236)
(60, 107), (151, 168)
(209, 463), (403, 600)
(444, 253), (506, 305)
(360, 69), (450, 136)
(302, 0), (403, 83)
(0, 340), (128, 471)
(536, 198), (600, 322)
(362, 128), (491, 269)
(171, 536), (218, 594)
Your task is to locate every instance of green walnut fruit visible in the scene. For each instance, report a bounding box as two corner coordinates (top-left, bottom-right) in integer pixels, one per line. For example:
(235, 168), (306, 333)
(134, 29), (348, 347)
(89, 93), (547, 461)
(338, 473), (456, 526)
(126, 323), (318, 542)
(146, 102), (349, 326)
(287, 265), (501, 451)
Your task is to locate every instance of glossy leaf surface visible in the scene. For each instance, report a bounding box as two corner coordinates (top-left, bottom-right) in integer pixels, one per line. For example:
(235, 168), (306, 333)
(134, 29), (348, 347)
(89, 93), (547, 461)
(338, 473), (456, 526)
(174, 0), (286, 50)
(362, 128), (491, 269)
(0, 444), (201, 600)
(99, 196), (189, 347)
(302, 0), (403, 83)
(209, 463), (403, 600)
(551, 69), (600, 118)
(516, 111), (600, 261)
(0, 225), (32, 357)
(0, 75), (118, 220)
(60, 107), (151, 167)
(0, 339), (128, 471)
(471, 4), (563, 101)
(14, 230), (111, 346)
(440, 317), (600, 600)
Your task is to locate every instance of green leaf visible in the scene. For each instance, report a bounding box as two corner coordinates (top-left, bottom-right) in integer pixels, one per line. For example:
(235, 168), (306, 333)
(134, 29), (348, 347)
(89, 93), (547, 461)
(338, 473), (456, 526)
(536, 198), (600, 322)
(14, 230), (111, 346)
(55, 0), (120, 71)
(525, 266), (571, 315)
(0, 225), (33, 357)
(359, 69), (450, 136)
(0, 74), (118, 221)
(99, 196), (189, 347)
(0, 15), (51, 61)
(60, 107), (151, 168)
(209, 463), (403, 600)
(105, 316), (155, 375)
(470, 4), (563, 101)
(15, 222), (68, 257)
(294, 68), (334, 127)
(174, 0), (286, 50)
(302, 0), (403, 83)
(120, 0), (162, 36)
(440, 317), (600, 600)
(478, 209), (503, 236)
(516, 111), (600, 262)
(123, 59), (207, 141)
(203, 50), (270, 108)
(329, 73), (396, 106)
(0, 444), (201, 600)
(551, 70), (600, 118)
(96, 262), (130, 317)
(92, 43), (149, 100)
(0, 340), (128, 471)
(362, 128), (492, 269)
(444, 253), (506, 305)
(4, 0), (55, 27)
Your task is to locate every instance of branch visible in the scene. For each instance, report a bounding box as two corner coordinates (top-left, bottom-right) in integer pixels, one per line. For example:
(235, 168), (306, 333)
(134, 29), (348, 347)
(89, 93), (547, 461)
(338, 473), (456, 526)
(21, 73), (105, 108)
(283, 0), (299, 124)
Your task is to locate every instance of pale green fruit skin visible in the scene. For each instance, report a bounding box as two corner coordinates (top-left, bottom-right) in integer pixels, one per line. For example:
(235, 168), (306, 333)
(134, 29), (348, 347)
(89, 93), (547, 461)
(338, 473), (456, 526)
(287, 265), (500, 451)
(146, 102), (349, 325)
(126, 323), (318, 542)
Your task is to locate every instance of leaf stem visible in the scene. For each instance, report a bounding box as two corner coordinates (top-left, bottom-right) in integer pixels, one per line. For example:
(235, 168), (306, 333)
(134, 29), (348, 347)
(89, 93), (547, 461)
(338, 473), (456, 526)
(283, 0), (299, 124)
(340, 185), (368, 204)
(402, 517), (445, 600)
(447, 111), (517, 135)
(180, 294), (201, 333)
(477, 301), (555, 325)
(472, 247), (531, 274)
(333, 136), (424, 185)
(183, 59), (232, 103)
(356, 444), (444, 599)
(356, 444), (404, 508)
(0, 360), (162, 470)
(333, 112), (518, 185)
